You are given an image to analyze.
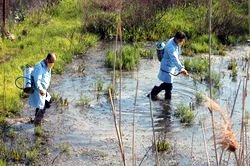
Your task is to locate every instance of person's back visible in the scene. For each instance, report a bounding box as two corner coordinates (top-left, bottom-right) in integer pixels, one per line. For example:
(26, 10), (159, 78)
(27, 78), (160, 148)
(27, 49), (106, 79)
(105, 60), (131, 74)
(160, 37), (183, 77)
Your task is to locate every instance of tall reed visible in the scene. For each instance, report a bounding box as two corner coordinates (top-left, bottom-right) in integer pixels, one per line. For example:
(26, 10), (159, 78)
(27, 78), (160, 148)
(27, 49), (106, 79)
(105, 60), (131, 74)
(132, 68), (139, 166)
(208, 0), (219, 164)
(109, 6), (126, 165)
(149, 96), (160, 165)
(108, 88), (126, 166)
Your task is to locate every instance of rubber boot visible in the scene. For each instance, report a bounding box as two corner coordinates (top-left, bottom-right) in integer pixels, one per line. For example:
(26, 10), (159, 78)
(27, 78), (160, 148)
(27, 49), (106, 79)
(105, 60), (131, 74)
(164, 84), (173, 100)
(148, 86), (161, 100)
(165, 91), (171, 100)
(34, 109), (45, 126)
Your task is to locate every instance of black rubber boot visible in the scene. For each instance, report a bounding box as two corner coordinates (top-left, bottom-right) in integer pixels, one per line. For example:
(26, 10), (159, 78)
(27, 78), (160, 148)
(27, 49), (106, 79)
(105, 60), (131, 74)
(34, 109), (45, 126)
(165, 92), (171, 100)
(148, 86), (162, 100)
(164, 83), (173, 100)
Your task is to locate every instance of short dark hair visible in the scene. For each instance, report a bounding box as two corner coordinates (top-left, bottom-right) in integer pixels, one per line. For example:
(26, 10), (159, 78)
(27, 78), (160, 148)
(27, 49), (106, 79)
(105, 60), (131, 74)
(46, 53), (56, 63)
(174, 32), (186, 40)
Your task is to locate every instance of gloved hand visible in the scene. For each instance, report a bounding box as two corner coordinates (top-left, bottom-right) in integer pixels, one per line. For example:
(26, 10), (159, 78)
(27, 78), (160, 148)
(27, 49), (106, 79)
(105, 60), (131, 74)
(181, 69), (188, 75)
(40, 89), (46, 96)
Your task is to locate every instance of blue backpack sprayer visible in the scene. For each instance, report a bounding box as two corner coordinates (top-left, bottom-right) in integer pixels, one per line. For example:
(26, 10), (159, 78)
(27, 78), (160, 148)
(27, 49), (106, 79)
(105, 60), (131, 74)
(156, 41), (165, 62)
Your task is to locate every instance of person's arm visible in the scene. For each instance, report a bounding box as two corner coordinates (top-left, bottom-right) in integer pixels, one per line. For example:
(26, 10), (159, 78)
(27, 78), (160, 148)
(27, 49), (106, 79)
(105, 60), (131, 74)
(168, 47), (184, 71)
(168, 47), (188, 75)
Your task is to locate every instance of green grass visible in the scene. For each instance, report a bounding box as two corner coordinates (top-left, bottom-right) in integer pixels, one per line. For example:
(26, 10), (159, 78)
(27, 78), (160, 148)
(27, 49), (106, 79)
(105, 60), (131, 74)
(228, 59), (238, 81)
(0, 128), (46, 164)
(96, 79), (103, 92)
(0, 159), (7, 166)
(76, 93), (90, 106)
(25, 149), (38, 163)
(184, 57), (222, 89)
(175, 103), (195, 125)
(195, 92), (204, 105)
(0, 0), (98, 115)
(156, 140), (170, 152)
(105, 45), (140, 71)
(34, 126), (44, 137)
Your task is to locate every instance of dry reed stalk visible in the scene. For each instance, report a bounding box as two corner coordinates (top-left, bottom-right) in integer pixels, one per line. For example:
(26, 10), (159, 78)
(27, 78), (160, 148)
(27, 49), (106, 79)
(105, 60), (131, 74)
(108, 88), (126, 166)
(138, 147), (152, 166)
(225, 152), (231, 166)
(230, 79), (242, 118)
(191, 131), (194, 166)
(132, 68), (139, 166)
(205, 96), (229, 123)
(117, 13), (123, 140)
(219, 148), (225, 166)
(3, 66), (6, 110)
(208, 0), (219, 164)
(149, 98), (160, 166)
(201, 123), (210, 166)
(239, 60), (249, 166)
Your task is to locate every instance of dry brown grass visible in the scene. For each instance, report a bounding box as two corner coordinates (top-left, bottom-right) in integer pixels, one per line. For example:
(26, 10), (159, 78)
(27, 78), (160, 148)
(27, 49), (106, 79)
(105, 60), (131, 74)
(204, 96), (239, 152)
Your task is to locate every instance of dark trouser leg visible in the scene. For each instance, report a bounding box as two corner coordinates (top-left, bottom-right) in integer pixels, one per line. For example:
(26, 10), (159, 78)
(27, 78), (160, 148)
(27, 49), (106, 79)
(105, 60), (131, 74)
(148, 84), (165, 100)
(34, 108), (46, 125)
(160, 83), (172, 100)
(35, 108), (39, 116)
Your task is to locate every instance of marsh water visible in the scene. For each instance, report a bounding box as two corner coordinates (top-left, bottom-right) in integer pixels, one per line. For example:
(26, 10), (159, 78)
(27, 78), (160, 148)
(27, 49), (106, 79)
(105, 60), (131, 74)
(17, 42), (250, 165)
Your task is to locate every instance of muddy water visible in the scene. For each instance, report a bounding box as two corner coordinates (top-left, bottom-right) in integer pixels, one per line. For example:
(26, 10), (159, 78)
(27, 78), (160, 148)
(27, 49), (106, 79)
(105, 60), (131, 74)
(19, 42), (249, 165)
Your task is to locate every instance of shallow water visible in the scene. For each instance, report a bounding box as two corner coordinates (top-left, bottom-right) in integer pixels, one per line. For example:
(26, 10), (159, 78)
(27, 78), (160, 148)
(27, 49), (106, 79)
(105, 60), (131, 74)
(18, 42), (250, 165)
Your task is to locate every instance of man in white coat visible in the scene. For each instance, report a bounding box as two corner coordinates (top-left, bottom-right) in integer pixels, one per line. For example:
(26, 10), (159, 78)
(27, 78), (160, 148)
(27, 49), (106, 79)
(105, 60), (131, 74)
(29, 53), (56, 125)
(148, 32), (188, 100)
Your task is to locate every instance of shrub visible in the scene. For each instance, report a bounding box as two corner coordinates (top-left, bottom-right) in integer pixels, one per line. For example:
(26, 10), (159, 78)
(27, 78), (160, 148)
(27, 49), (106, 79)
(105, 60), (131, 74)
(212, 0), (248, 44)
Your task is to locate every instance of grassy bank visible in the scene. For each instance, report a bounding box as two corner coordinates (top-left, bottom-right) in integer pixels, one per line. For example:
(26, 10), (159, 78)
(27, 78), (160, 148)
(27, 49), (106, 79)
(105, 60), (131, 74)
(0, 0), (98, 116)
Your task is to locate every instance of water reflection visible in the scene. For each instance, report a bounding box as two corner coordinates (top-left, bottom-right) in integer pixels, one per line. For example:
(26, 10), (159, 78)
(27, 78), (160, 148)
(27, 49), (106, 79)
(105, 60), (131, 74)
(154, 100), (172, 133)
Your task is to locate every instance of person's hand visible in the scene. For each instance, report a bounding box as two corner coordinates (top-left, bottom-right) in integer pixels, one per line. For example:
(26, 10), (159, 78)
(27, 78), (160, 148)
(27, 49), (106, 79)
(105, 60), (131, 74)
(40, 89), (46, 96)
(181, 69), (188, 75)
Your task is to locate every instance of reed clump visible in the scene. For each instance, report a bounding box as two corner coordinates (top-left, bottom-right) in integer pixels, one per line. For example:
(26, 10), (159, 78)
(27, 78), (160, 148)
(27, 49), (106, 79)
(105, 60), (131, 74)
(105, 45), (140, 71)
(156, 140), (170, 152)
(195, 91), (204, 105)
(175, 103), (195, 124)
(204, 96), (239, 152)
